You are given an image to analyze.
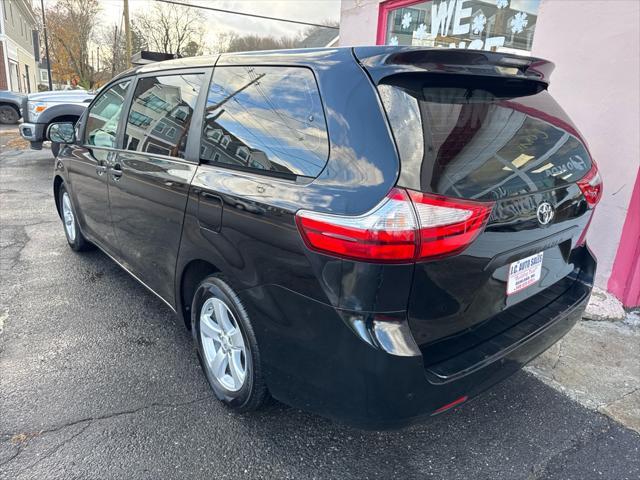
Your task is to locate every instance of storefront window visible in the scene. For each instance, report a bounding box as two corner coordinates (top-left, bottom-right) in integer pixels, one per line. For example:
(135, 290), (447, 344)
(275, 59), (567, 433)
(379, 0), (540, 54)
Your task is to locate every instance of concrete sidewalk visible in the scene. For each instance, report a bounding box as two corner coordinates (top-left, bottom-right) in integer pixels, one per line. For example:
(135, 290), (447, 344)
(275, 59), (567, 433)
(527, 301), (640, 433)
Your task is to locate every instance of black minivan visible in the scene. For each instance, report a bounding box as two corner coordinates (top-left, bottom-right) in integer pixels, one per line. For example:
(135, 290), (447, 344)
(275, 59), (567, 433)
(48, 47), (601, 428)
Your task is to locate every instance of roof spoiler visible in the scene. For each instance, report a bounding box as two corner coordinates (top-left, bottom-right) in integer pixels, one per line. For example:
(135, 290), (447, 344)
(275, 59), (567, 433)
(353, 47), (554, 86)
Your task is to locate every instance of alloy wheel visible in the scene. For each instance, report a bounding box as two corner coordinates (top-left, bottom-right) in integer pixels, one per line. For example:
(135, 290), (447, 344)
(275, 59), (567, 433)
(199, 297), (247, 392)
(62, 192), (76, 242)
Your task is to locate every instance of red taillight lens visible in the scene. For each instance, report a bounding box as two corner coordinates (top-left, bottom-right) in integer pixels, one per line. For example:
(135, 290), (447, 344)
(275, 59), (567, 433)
(577, 163), (603, 208)
(295, 188), (494, 263)
(408, 191), (494, 260)
(295, 188), (417, 262)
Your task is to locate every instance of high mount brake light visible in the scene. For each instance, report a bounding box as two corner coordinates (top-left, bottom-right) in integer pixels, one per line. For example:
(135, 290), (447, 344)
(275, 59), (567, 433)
(577, 162), (603, 208)
(295, 188), (494, 263)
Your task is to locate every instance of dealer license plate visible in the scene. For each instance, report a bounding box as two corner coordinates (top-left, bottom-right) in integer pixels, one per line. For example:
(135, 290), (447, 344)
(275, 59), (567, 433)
(507, 252), (544, 295)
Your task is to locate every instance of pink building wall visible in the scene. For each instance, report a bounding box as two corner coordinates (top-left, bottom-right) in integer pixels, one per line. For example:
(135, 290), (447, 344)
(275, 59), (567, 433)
(530, 0), (640, 292)
(608, 168), (640, 307)
(339, 0), (640, 302)
(340, 0), (380, 46)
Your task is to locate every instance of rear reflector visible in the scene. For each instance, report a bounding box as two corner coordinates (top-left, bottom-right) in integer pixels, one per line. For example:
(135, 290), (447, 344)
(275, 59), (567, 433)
(432, 395), (469, 415)
(577, 162), (603, 208)
(296, 188), (494, 263)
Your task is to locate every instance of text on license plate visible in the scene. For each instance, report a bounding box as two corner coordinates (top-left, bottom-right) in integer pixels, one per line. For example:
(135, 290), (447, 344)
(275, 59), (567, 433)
(507, 252), (544, 295)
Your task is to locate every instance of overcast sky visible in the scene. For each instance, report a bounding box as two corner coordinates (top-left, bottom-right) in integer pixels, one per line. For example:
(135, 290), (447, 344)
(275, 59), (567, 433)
(93, 0), (341, 41)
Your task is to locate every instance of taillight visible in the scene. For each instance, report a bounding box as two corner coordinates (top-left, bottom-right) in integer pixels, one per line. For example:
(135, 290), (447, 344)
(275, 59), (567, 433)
(295, 188), (417, 262)
(577, 163), (603, 208)
(575, 162), (602, 246)
(295, 188), (494, 263)
(407, 191), (494, 260)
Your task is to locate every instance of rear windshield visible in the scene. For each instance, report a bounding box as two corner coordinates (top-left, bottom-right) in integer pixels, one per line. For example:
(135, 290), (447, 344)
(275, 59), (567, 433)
(378, 75), (592, 201)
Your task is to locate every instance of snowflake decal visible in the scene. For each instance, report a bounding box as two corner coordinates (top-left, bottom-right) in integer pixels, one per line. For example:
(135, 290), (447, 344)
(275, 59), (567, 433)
(414, 23), (428, 40)
(388, 36), (399, 46)
(510, 11), (528, 34)
(401, 12), (413, 30)
(496, 0), (509, 8)
(472, 13), (487, 34)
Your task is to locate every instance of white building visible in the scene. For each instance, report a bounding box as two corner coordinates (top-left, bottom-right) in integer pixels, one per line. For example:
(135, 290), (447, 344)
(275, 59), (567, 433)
(0, 0), (39, 93)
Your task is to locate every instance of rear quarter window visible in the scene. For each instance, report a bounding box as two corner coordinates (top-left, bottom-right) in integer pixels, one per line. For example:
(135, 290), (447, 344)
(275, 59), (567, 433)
(200, 66), (329, 178)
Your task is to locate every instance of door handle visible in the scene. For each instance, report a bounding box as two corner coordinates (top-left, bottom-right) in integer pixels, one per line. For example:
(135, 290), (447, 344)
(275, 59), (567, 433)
(111, 163), (123, 180)
(96, 164), (107, 176)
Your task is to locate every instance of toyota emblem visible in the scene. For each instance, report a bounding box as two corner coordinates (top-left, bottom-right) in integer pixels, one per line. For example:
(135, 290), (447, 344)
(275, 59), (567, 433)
(537, 202), (555, 225)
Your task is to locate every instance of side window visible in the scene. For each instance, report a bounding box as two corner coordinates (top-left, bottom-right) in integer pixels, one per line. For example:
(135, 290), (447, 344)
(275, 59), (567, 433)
(200, 66), (329, 177)
(85, 80), (131, 148)
(124, 73), (204, 159)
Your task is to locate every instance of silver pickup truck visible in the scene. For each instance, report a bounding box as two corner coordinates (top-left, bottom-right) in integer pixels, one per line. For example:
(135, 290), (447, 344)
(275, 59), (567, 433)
(19, 90), (94, 156)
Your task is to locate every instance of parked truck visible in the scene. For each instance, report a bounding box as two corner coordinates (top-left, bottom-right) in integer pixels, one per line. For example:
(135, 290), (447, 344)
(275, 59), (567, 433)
(19, 90), (94, 157)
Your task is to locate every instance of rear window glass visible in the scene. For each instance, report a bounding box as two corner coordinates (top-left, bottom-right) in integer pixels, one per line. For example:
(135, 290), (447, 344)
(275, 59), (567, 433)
(379, 78), (592, 201)
(200, 66), (329, 178)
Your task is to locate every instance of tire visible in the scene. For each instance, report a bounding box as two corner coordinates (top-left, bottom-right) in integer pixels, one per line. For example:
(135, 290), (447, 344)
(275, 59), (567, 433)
(0, 105), (19, 125)
(58, 183), (91, 251)
(51, 142), (61, 158)
(192, 275), (269, 412)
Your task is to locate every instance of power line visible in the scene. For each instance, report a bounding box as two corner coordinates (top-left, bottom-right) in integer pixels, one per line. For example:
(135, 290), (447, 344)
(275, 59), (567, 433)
(154, 0), (339, 30)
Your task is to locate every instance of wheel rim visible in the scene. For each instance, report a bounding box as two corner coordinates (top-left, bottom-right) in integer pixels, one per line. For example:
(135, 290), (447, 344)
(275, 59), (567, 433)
(199, 297), (247, 392)
(62, 192), (76, 242)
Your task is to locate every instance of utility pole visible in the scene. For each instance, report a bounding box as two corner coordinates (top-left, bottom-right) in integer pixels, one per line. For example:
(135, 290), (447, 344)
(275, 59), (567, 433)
(206, 74), (265, 112)
(111, 26), (118, 76)
(123, 0), (132, 67)
(40, 0), (53, 90)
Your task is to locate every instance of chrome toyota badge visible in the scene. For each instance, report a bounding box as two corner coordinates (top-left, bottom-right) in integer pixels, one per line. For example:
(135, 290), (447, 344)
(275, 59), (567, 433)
(537, 202), (555, 225)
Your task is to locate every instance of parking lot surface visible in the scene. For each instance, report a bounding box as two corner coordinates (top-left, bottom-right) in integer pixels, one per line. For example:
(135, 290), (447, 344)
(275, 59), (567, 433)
(1, 146), (639, 479)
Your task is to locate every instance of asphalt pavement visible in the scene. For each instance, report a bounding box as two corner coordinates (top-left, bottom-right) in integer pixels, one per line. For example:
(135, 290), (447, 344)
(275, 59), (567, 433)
(1, 144), (639, 479)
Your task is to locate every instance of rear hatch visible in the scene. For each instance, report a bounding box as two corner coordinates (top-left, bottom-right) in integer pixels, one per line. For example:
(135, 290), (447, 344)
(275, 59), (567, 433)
(354, 47), (600, 364)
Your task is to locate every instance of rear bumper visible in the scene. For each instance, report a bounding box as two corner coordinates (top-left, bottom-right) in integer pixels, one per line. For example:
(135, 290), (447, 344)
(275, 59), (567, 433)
(238, 246), (595, 429)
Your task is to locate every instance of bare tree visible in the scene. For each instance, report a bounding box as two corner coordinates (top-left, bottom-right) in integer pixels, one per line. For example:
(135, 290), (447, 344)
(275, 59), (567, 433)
(134, 3), (204, 56)
(225, 34), (299, 53)
(98, 23), (145, 78)
(44, 0), (101, 88)
(218, 20), (340, 54)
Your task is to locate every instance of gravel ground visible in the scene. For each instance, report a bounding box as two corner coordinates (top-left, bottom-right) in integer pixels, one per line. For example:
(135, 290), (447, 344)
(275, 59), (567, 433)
(1, 145), (639, 479)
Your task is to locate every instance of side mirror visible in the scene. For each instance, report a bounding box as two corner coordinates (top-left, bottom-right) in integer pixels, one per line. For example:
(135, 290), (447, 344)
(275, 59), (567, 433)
(47, 122), (76, 144)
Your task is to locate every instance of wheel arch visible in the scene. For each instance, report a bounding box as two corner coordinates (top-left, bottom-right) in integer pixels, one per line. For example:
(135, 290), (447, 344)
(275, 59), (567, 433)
(36, 103), (85, 126)
(46, 114), (81, 130)
(0, 102), (20, 113)
(178, 259), (220, 329)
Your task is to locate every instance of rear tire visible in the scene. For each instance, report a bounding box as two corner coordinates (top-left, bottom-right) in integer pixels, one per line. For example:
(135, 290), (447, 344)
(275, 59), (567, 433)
(192, 275), (269, 412)
(58, 183), (91, 251)
(0, 105), (19, 125)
